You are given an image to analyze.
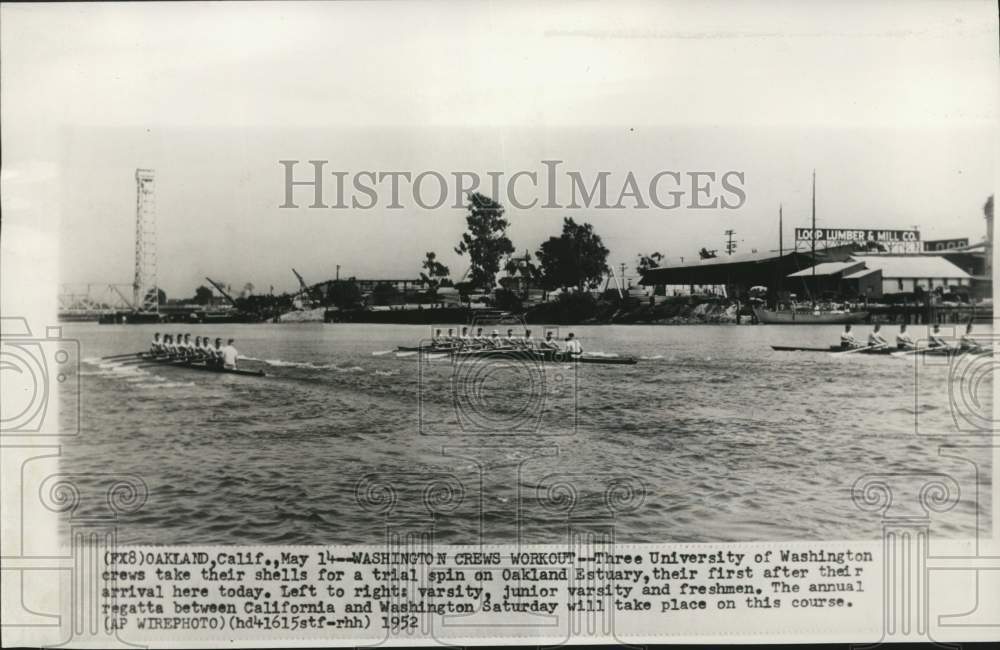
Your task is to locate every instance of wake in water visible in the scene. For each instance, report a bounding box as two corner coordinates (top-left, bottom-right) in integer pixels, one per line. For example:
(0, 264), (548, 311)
(259, 358), (366, 373)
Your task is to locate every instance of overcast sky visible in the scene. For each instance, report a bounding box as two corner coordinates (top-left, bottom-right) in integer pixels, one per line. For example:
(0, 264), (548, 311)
(2, 0), (997, 297)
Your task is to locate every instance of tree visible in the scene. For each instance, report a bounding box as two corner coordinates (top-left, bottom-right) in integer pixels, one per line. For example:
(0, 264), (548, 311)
(698, 247), (718, 259)
(419, 251), (450, 296)
(454, 193), (515, 292)
(326, 281), (362, 309)
(636, 252), (664, 274)
(502, 250), (542, 298)
(242, 282), (255, 297)
(192, 285), (214, 305)
(535, 218), (610, 292)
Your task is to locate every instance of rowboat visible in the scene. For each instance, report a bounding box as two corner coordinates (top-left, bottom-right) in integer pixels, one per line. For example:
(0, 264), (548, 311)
(137, 354), (266, 376)
(406, 346), (638, 365)
(770, 345), (989, 357)
(770, 345), (894, 355)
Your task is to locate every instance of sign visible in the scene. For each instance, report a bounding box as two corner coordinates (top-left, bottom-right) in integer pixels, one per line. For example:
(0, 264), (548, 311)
(794, 228), (921, 243)
(923, 237), (969, 252)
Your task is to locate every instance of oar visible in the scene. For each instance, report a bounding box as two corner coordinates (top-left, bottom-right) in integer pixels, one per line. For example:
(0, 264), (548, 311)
(97, 352), (145, 360)
(830, 345), (877, 356)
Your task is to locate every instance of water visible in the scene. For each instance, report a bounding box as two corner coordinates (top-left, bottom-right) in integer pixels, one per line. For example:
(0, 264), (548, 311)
(61, 322), (992, 544)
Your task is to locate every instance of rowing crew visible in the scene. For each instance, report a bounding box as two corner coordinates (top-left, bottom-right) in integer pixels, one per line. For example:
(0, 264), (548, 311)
(430, 327), (583, 355)
(149, 333), (240, 369)
(839, 323), (986, 352)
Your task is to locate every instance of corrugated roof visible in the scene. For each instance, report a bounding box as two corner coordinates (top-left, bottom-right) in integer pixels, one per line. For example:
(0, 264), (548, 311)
(852, 255), (972, 279)
(787, 261), (863, 278)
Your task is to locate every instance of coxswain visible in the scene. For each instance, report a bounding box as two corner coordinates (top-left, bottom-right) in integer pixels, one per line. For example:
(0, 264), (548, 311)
(564, 332), (583, 357)
(960, 323), (981, 351)
(540, 331), (560, 351)
(896, 324), (916, 350)
(221, 338), (239, 369)
(150, 333), (162, 355)
(867, 324), (889, 349)
(840, 324), (858, 349)
(928, 324), (948, 349)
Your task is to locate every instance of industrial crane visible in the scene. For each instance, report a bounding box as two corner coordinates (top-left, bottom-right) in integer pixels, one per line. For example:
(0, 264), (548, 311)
(204, 277), (238, 308)
(291, 268), (323, 307)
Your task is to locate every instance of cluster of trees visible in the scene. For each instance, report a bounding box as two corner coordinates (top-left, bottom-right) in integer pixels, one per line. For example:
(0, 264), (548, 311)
(424, 192), (613, 301)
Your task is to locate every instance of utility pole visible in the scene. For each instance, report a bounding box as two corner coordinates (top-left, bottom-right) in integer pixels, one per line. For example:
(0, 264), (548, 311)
(725, 229), (737, 255)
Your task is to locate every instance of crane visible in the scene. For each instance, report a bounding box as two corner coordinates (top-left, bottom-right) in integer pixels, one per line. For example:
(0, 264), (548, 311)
(291, 268), (322, 306)
(205, 277), (237, 308)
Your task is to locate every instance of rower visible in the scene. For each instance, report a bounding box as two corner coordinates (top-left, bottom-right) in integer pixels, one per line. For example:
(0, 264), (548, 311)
(896, 324), (916, 350)
(432, 328), (444, 347)
(221, 338), (239, 370)
(162, 334), (174, 356)
(458, 326), (471, 348)
(960, 323), (981, 351)
(445, 328), (457, 346)
(504, 328), (519, 348)
(489, 330), (503, 348)
(840, 324), (858, 349)
(150, 333), (162, 355)
(196, 337), (211, 359)
(522, 329), (535, 350)
(928, 324), (948, 349)
(211, 338), (225, 365)
(539, 331), (560, 351)
(473, 327), (488, 347)
(867, 324), (889, 349)
(564, 332), (583, 357)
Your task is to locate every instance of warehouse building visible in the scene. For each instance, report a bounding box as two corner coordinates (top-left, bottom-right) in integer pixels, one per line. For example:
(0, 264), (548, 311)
(787, 254), (973, 299)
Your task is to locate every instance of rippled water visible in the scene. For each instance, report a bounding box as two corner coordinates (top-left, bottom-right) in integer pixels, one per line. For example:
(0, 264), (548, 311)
(60, 322), (992, 544)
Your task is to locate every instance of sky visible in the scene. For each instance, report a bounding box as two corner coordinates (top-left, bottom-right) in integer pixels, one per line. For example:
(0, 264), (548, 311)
(2, 0), (997, 298)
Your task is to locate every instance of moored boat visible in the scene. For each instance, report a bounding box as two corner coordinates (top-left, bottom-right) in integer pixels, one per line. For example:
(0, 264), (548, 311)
(754, 307), (869, 324)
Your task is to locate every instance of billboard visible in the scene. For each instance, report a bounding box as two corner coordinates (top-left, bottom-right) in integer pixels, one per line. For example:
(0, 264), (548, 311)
(794, 228), (920, 243)
(923, 238), (969, 252)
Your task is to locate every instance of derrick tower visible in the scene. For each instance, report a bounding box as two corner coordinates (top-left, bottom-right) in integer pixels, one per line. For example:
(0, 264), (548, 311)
(133, 169), (158, 312)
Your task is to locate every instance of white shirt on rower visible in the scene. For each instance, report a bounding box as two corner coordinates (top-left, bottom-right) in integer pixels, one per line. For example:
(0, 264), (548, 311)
(868, 331), (887, 346)
(221, 344), (238, 368)
(896, 331), (914, 346)
(565, 338), (583, 355)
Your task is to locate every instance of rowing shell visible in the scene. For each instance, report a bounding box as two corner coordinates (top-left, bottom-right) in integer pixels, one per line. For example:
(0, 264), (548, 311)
(771, 345), (894, 355)
(138, 354), (266, 376)
(401, 346), (638, 365)
(770, 345), (988, 357)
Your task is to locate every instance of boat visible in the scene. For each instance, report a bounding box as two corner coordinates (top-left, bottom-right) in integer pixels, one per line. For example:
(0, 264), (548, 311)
(136, 354), (266, 376)
(770, 344), (893, 355)
(441, 347), (638, 365)
(770, 345), (989, 357)
(754, 307), (869, 325)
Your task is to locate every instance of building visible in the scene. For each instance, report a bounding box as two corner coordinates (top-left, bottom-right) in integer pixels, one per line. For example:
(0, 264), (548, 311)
(789, 254), (973, 298)
(637, 245), (856, 298)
